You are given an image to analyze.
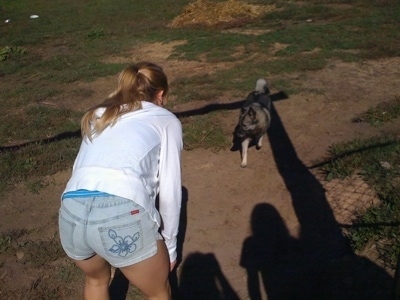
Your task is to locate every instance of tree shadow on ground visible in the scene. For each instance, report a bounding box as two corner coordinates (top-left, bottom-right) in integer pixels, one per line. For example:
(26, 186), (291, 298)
(0, 91), (288, 153)
(239, 103), (394, 299)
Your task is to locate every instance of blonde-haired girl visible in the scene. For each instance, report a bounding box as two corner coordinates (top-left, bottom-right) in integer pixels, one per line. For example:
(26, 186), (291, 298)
(59, 62), (182, 300)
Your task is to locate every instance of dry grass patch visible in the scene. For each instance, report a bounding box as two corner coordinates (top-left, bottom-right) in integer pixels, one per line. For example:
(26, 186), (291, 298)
(169, 0), (276, 28)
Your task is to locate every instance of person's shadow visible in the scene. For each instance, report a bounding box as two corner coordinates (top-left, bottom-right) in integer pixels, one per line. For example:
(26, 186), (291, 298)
(170, 188), (239, 299)
(240, 100), (395, 299)
(240, 203), (299, 300)
(177, 252), (240, 300)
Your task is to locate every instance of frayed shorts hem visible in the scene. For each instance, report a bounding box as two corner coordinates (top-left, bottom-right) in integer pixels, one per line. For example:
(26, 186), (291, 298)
(64, 238), (161, 268)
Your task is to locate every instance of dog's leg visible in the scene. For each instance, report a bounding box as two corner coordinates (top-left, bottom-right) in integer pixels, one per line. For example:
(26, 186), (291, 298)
(241, 138), (250, 168)
(256, 135), (263, 150)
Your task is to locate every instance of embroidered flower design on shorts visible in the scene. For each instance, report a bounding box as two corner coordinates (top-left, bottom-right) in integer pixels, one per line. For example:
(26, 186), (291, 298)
(108, 229), (140, 257)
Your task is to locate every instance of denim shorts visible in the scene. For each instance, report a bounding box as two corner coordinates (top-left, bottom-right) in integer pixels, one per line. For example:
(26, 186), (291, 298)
(59, 195), (162, 268)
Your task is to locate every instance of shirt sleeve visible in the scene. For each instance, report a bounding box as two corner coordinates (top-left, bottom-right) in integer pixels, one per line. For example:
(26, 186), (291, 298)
(158, 117), (183, 263)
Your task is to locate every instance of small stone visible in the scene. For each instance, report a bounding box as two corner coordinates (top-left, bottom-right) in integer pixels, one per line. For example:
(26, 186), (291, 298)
(16, 251), (25, 260)
(379, 161), (391, 169)
(0, 270), (7, 280)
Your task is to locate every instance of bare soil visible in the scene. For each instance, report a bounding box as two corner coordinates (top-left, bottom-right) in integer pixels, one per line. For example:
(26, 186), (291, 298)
(1, 42), (400, 299)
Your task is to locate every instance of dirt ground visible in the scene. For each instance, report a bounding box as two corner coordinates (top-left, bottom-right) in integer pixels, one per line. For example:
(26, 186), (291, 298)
(1, 42), (400, 299)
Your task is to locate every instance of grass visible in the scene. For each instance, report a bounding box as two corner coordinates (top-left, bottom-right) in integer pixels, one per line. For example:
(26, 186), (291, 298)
(353, 96), (400, 127)
(321, 133), (400, 268)
(0, 229), (28, 259)
(1, 0), (400, 297)
(182, 112), (231, 151)
(171, 74), (221, 105)
(320, 94), (400, 268)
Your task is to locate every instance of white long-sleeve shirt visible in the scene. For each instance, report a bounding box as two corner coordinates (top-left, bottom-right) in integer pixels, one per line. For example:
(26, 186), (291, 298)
(62, 101), (183, 262)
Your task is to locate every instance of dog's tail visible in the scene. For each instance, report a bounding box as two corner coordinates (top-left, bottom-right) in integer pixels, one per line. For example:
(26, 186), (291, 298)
(255, 78), (270, 94)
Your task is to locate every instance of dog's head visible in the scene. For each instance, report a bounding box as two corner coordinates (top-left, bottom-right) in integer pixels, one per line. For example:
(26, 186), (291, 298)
(240, 106), (258, 128)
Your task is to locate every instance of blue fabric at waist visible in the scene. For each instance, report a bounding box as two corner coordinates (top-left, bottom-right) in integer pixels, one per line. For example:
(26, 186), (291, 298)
(62, 189), (112, 200)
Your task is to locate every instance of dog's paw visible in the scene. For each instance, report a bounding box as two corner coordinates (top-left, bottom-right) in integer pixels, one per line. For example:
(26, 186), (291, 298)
(230, 144), (241, 152)
(240, 162), (247, 168)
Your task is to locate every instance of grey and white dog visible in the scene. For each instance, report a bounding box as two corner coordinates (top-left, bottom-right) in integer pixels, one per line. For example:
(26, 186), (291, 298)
(232, 78), (272, 168)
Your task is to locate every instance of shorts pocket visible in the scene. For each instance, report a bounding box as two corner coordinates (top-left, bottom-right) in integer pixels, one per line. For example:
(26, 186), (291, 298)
(59, 210), (76, 253)
(99, 220), (143, 259)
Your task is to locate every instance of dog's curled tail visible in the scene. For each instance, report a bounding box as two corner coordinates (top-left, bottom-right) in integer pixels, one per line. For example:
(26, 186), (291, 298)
(255, 78), (269, 94)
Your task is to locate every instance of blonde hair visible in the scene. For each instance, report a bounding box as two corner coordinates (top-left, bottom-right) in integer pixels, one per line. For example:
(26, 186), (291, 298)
(81, 62), (168, 140)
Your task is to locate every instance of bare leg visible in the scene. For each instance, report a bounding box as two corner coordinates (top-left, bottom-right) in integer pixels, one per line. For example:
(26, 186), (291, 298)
(120, 240), (171, 300)
(241, 138), (250, 168)
(74, 255), (112, 300)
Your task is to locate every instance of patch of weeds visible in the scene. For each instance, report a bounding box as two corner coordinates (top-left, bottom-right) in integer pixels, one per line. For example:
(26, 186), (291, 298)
(0, 137), (80, 194)
(21, 238), (65, 268)
(275, 54), (328, 73)
(26, 179), (47, 194)
(210, 54), (328, 94)
(25, 106), (80, 136)
(262, 2), (400, 61)
(320, 134), (400, 268)
(268, 78), (298, 96)
(87, 27), (105, 39)
(263, 1), (352, 24)
(35, 55), (124, 83)
(0, 46), (27, 61)
(29, 276), (65, 300)
(71, 87), (95, 98)
(352, 96), (400, 126)
(183, 65), (296, 101)
(182, 113), (230, 151)
(350, 201), (400, 269)
(0, 82), (36, 109)
(170, 31), (268, 62)
(0, 106), (81, 195)
(0, 105), (81, 144)
(171, 74), (222, 105)
(0, 234), (12, 253)
(321, 135), (398, 180)
(204, 66), (264, 95)
(0, 229), (28, 253)
(377, 236), (400, 269)
(57, 260), (82, 282)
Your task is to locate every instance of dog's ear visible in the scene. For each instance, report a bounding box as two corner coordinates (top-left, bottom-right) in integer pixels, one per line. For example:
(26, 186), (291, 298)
(243, 92), (256, 109)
